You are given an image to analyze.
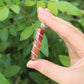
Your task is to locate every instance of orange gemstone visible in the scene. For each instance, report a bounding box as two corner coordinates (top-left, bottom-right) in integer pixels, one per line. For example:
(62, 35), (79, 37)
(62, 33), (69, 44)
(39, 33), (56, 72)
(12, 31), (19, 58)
(30, 53), (37, 61)
(30, 27), (45, 61)
(34, 39), (41, 49)
(35, 32), (43, 42)
(32, 46), (39, 55)
(37, 27), (45, 35)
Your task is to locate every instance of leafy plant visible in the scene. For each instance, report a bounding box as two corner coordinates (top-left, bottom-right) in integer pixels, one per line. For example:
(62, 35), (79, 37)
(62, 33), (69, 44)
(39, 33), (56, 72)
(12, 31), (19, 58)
(0, 0), (84, 84)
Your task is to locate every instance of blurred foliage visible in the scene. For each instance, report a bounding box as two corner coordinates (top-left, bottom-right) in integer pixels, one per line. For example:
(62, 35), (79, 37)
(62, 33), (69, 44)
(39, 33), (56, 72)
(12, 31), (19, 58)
(0, 0), (84, 84)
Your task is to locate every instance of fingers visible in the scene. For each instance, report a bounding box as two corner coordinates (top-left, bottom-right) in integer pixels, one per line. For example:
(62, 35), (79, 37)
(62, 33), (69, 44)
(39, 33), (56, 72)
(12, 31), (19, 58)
(45, 8), (51, 13)
(44, 8), (80, 63)
(37, 7), (84, 57)
(27, 59), (70, 83)
(37, 7), (72, 35)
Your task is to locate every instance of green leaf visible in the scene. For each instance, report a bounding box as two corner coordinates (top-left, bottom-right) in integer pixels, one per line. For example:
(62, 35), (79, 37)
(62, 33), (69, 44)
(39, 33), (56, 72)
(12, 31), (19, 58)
(9, 5), (20, 14)
(80, 18), (84, 27)
(49, 0), (58, 2)
(0, 42), (9, 52)
(0, 0), (4, 6)
(0, 66), (3, 72)
(25, 0), (36, 6)
(34, 20), (41, 29)
(3, 0), (12, 4)
(23, 43), (32, 57)
(0, 54), (11, 68)
(4, 65), (21, 78)
(37, 2), (45, 8)
(40, 34), (49, 57)
(17, 21), (29, 31)
(48, 2), (58, 15)
(9, 25), (17, 36)
(59, 55), (70, 67)
(38, 52), (41, 59)
(0, 29), (9, 42)
(0, 20), (11, 29)
(0, 72), (10, 84)
(58, 13), (76, 21)
(0, 54), (2, 59)
(0, 7), (9, 21)
(29, 72), (46, 84)
(20, 26), (34, 41)
(52, 42), (65, 56)
(18, 40), (29, 50)
(50, 79), (58, 84)
(19, 79), (28, 84)
(13, 0), (22, 5)
(56, 1), (83, 15)
(33, 21), (41, 39)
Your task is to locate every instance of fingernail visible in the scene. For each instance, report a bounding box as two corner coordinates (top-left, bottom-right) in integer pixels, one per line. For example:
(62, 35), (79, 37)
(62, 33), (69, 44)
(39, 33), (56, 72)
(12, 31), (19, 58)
(38, 7), (42, 9)
(27, 60), (39, 69)
(38, 7), (51, 17)
(38, 7), (44, 12)
(45, 8), (49, 11)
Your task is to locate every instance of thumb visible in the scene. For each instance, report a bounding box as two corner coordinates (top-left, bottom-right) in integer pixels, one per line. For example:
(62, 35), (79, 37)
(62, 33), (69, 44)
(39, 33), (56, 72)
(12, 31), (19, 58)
(27, 59), (70, 83)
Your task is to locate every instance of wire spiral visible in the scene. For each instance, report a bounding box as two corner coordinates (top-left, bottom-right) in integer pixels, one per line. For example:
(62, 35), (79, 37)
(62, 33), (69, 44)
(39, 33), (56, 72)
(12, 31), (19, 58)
(30, 27), (45, 61)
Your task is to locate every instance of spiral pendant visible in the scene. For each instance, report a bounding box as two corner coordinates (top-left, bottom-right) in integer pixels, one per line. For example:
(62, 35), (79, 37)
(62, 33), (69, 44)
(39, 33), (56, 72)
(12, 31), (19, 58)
(30, 27), (45, 61)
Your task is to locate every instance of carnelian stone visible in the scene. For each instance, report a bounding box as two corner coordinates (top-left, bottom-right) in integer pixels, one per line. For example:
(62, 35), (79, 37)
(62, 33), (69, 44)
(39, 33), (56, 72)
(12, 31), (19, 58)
(37, 27), (45, 35)
(34, 39), (41, 49)
(35, 33), (43, 42)
(30, 27), (45, 61)
(30, 53), (37, 61)
(32, 46), (39, 55)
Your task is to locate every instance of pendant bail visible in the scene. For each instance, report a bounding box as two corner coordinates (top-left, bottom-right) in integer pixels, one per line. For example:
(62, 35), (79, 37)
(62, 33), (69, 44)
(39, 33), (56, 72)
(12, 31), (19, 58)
(41, 23), (45, 29)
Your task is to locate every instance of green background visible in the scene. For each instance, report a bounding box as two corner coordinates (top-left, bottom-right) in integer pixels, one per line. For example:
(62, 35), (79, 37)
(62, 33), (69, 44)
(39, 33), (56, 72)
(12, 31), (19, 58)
(0, 0), (84, 84)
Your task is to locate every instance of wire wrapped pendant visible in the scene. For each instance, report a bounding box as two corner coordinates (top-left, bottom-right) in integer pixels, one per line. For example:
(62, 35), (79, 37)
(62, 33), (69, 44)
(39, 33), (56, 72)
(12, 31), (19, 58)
(30, 23), (45, 61)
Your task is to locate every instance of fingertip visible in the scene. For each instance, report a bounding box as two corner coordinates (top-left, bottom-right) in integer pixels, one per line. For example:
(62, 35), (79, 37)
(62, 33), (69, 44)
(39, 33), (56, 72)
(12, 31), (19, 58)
(26, 60), (32, 67)
(26, 59), (41, 69)
(45, 8), (49, 11)
(37, 7), (44, 13)
(37, 8), (52, 24)
(37, 7), (50, 16)
(26, 59), (50, 69)
(45, 8), (51, 13)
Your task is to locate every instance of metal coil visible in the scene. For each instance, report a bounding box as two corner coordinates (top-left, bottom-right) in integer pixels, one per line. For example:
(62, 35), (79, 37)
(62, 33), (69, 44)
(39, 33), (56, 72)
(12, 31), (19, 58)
(31, 28), (44, 60)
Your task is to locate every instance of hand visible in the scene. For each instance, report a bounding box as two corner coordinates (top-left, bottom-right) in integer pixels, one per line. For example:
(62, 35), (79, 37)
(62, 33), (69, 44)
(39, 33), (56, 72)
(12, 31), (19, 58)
(27, 7), (84, 84)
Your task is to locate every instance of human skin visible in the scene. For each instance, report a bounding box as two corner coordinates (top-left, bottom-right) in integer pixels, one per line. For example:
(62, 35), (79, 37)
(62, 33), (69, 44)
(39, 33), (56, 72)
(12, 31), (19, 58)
(27, 7), (84, 84)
